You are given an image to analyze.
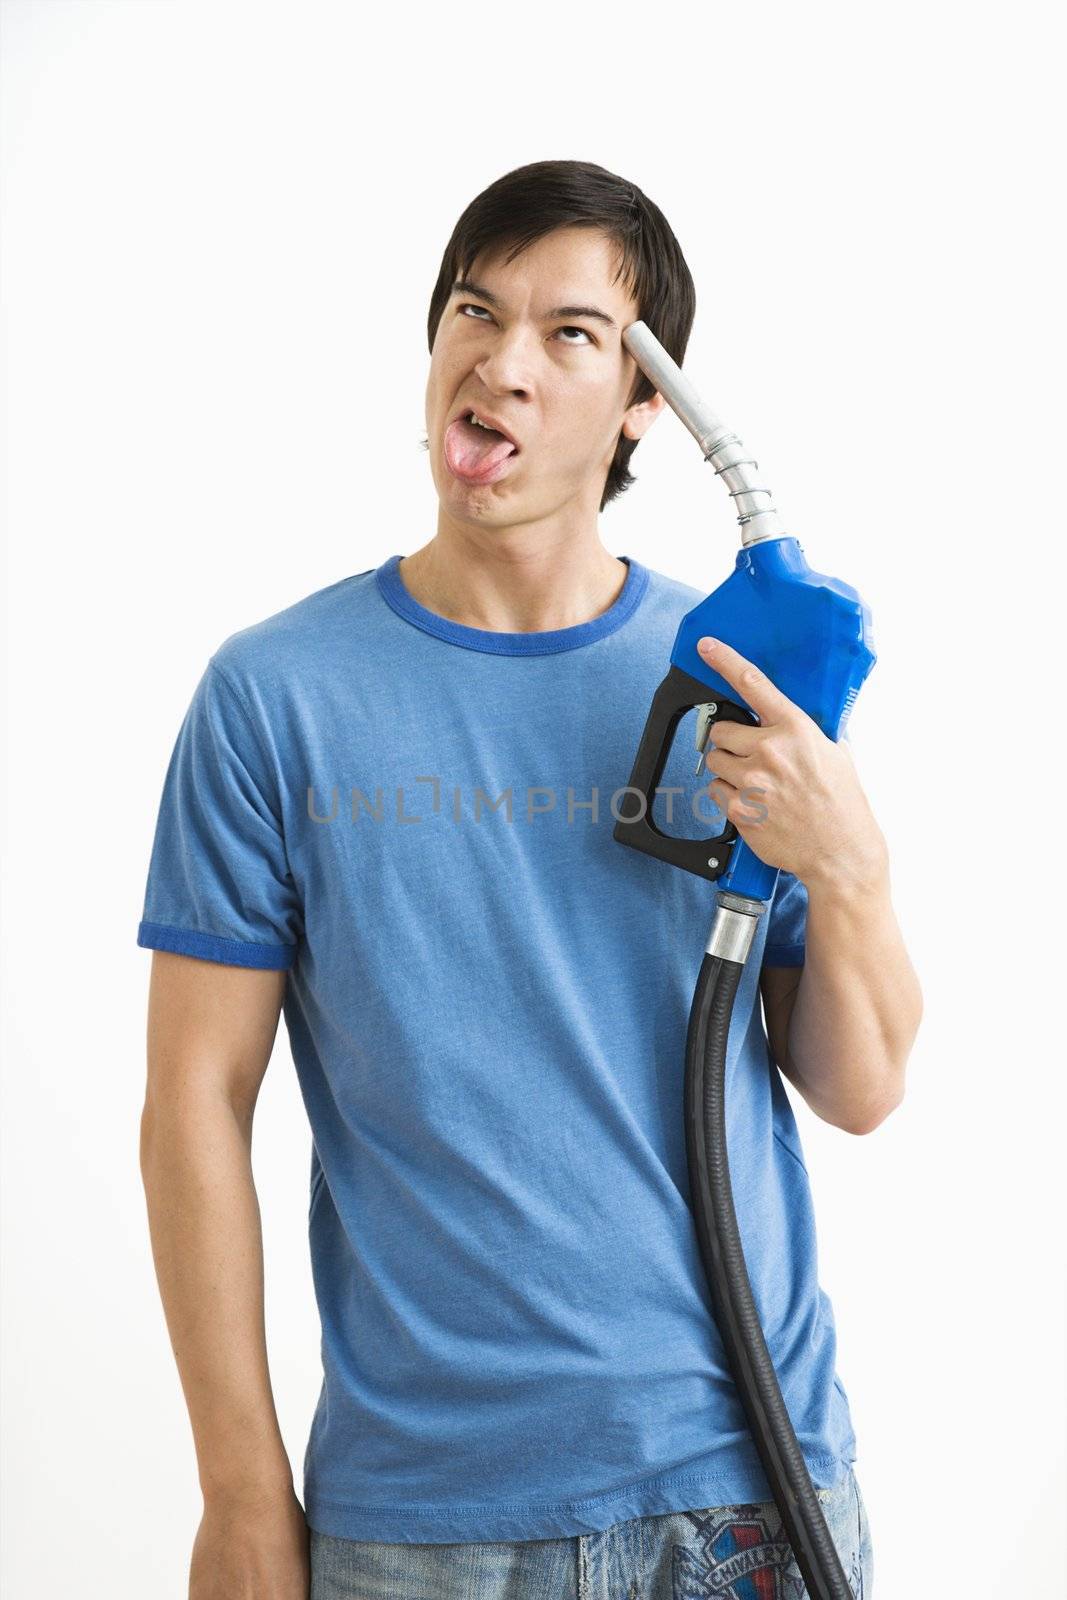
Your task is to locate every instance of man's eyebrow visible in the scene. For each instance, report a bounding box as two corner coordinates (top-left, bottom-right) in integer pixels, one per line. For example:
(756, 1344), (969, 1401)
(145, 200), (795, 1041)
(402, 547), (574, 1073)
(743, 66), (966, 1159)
(451, 278), (618, 329)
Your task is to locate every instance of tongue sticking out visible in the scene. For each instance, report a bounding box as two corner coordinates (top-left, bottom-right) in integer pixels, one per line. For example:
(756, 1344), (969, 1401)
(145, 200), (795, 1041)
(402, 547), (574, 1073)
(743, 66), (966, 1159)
(445, 415), (518, 481)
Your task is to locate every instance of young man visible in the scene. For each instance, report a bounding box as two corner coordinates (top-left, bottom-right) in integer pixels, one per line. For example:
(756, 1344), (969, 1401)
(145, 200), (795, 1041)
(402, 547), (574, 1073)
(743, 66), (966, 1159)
(138, 160), (921, 1599)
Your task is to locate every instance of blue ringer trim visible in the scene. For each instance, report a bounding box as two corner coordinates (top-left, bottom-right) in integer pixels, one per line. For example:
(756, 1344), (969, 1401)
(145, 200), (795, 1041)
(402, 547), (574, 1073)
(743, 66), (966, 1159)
(374, 553), (650, 656)
(762, 944), (806, 968)
(137, 920), (297, 971)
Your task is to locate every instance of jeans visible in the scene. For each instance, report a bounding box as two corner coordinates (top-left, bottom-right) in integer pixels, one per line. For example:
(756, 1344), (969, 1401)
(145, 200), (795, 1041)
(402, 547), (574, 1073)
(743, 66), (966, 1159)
(309, 1464), (874, 1598)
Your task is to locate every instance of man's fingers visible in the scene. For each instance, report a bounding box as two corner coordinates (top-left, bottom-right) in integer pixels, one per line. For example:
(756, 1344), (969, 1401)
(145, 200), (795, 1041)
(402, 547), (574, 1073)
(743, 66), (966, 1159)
(696, 637), (799, 725)
(703, 776), (735, 815)
(700, 716), (765, 754)
(704, 745), (748, 785)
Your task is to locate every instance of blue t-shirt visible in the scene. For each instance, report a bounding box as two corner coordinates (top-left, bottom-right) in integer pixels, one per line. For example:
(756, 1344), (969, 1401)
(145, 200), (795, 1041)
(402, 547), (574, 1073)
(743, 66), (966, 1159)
(136, 551), (857, 1543)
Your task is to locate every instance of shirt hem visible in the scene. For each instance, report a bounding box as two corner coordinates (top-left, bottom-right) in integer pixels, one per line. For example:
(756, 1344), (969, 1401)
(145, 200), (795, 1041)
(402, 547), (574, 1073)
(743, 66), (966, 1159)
(762, 943), (806, 967)
(137, 919), (297, 970)
(303, 1451), (855, 1544)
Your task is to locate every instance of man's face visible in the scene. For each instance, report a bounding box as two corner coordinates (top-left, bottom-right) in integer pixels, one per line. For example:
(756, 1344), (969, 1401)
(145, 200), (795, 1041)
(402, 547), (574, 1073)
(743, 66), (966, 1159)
(424, 225), (663, 529)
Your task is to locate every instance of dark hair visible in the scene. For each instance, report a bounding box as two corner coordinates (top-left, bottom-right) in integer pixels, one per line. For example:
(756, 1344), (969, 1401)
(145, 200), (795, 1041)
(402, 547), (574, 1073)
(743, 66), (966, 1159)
(426, 160), (696, 511)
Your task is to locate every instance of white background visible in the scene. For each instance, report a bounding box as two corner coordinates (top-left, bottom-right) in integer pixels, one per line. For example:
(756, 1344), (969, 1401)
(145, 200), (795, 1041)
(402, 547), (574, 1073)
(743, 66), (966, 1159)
(2, 1), (1064, 1594)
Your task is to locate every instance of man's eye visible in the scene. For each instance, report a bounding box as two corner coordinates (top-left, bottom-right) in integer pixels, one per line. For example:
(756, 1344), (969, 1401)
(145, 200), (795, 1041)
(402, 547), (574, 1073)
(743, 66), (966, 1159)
(457, 305), (594, 347)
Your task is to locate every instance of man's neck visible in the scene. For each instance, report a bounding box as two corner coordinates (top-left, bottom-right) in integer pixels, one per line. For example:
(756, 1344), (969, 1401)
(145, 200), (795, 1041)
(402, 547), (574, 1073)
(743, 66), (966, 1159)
(397, 535), (628, 635)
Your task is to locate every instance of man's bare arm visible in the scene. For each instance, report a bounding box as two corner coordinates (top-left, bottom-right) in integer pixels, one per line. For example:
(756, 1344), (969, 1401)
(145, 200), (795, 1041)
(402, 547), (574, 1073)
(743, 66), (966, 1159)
(139, 949), (308, 1596)
(777, 861), (922, 1134)
(759, 858), (922, 1136)
(694, 632), (923, 1137)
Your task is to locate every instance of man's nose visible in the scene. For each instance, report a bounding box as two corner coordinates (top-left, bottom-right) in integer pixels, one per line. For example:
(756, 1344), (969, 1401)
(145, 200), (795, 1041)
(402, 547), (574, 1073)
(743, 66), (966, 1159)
(475, 327), (538, 396)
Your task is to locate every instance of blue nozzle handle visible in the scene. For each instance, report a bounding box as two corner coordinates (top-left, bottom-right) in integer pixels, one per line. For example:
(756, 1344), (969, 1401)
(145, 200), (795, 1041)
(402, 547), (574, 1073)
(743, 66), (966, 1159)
(614, 535), (876, 901)
(612, 664), (758, 886)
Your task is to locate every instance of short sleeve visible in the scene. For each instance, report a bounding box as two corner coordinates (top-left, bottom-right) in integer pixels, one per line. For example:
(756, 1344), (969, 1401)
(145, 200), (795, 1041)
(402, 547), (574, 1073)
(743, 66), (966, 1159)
(761, 869), (808, 968)
(136, 660), (303, 970)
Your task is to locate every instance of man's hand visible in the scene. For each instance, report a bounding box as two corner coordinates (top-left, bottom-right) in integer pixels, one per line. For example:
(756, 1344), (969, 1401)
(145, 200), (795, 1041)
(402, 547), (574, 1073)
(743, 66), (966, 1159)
(190, 1483), (310, 1598)
(696, 635), (888, 892)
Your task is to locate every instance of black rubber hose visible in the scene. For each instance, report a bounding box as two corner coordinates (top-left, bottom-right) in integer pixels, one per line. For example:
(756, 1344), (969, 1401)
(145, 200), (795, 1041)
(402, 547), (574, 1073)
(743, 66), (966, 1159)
(684, 950), (855, 1600)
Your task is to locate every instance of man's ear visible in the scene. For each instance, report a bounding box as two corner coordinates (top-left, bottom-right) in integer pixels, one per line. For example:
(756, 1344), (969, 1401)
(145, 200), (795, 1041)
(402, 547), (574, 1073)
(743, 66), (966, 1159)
(621, 389), (667, 443)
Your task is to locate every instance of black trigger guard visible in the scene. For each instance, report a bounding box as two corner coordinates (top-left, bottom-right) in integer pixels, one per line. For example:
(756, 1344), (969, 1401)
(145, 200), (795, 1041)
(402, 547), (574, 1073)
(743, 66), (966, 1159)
(612, 663), (758, 884)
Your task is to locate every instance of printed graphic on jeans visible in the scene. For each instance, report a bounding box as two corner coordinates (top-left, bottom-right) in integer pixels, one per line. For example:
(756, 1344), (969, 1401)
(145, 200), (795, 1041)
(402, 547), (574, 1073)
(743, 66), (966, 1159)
(672, 1503), (860, 1599)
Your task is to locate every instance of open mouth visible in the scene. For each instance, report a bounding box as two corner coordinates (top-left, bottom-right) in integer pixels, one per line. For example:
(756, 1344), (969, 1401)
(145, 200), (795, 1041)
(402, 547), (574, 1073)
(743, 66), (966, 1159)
(444, 410), (521, 485)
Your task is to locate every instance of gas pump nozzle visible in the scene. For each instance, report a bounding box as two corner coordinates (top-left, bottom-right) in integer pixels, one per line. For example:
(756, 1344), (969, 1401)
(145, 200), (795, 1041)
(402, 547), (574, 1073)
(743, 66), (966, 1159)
(612, 320), (877, 909)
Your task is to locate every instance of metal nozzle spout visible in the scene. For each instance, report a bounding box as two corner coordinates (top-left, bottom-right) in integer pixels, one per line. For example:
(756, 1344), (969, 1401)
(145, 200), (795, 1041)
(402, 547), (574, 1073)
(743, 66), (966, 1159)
(622, 321), (784, 546)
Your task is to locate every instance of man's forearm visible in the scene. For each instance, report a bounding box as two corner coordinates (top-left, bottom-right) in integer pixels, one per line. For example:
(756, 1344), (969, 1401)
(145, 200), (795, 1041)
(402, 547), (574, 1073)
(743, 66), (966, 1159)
(139, 1094), (294, 1506)
(786, 854), (923, 1135)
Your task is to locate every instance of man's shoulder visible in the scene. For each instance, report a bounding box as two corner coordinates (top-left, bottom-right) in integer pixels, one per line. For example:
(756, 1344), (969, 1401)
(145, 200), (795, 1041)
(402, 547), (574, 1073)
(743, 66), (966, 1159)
(630, 558), (705, 633)
(640, 560), (704, 608)
(208, 566), (380, 698)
